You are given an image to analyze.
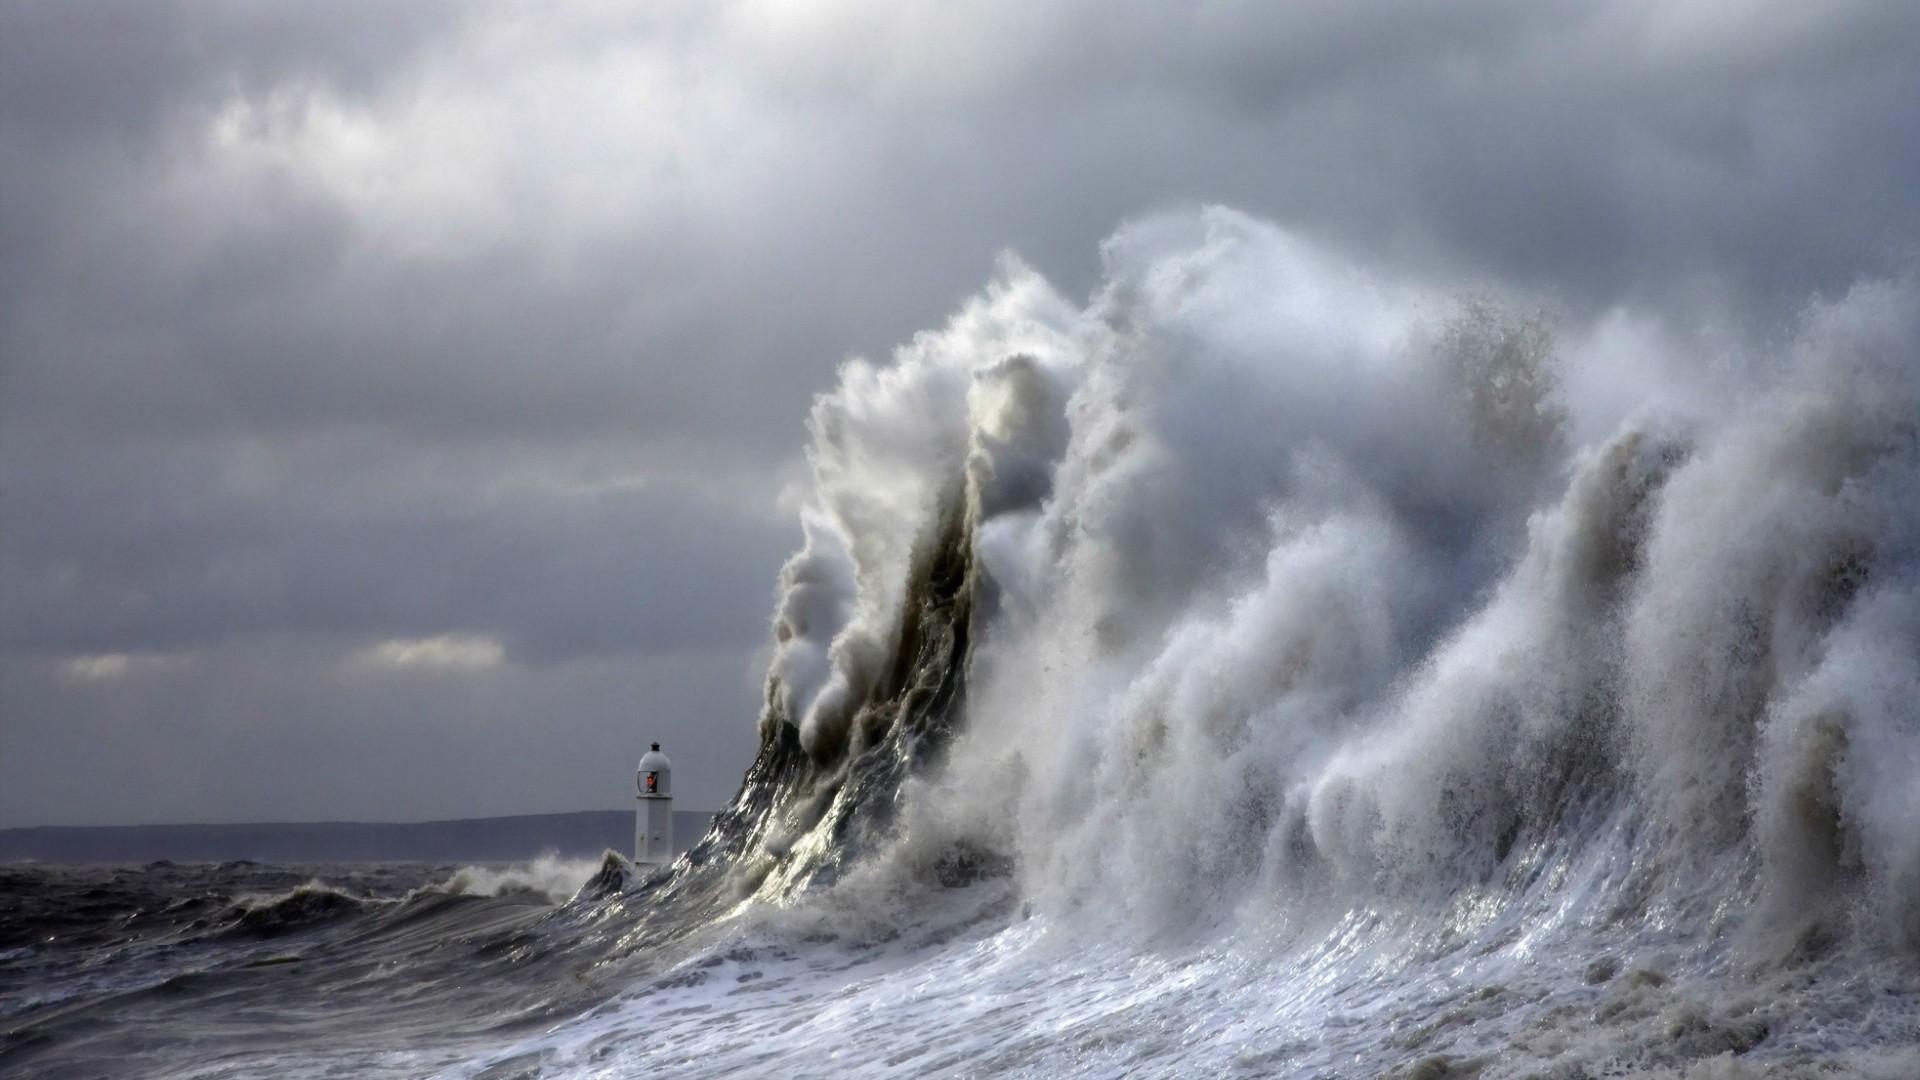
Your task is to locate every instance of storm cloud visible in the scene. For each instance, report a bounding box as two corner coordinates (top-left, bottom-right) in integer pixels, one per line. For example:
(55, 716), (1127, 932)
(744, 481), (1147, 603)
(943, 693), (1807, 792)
(3, 0), (1916, 824)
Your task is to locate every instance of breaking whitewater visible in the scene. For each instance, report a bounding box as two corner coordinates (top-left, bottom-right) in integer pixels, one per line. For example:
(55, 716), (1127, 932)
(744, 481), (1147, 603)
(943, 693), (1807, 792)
(9, 208), (1920, 1078)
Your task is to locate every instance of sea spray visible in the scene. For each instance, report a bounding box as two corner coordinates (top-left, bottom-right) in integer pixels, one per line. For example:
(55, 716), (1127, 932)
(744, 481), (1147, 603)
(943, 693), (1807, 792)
(438, 854), (608, 904)
(728, 207), (1920, 967)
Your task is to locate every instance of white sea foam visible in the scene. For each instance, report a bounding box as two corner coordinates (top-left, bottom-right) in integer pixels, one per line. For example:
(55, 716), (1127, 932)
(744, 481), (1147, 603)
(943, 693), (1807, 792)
(438, 854), (606, 903)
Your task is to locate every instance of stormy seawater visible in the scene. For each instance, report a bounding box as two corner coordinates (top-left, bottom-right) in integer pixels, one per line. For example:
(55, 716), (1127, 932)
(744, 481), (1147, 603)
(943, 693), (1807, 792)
(0, 858), (616, 1076)
(8, 207), (1920, 1078)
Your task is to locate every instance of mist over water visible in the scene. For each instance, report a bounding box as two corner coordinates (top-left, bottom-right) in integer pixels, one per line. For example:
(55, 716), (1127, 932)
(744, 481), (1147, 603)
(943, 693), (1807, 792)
(8, 207), (1919, 1078)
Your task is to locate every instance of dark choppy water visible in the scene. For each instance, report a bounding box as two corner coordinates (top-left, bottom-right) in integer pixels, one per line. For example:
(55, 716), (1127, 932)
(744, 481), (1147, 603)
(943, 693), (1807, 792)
(0, 859), (640, 1077)
(7, 846), (1920, 1079)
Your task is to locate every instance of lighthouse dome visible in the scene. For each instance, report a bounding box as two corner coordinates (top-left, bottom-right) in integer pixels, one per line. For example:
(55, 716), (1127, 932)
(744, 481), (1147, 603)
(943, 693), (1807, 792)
(637, 743), (672, 797)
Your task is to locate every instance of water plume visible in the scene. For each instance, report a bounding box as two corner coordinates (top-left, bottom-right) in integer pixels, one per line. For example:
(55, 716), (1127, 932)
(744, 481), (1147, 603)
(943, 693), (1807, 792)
(734, 207), (1920, 956)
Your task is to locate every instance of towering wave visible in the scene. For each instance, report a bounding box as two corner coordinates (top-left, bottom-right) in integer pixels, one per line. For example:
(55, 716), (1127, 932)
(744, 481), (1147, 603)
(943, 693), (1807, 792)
(694, 206), (1920, 968)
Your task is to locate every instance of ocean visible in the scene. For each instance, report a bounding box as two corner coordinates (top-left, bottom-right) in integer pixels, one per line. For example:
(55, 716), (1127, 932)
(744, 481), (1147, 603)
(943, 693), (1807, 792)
(7, 208), (1920, 1078)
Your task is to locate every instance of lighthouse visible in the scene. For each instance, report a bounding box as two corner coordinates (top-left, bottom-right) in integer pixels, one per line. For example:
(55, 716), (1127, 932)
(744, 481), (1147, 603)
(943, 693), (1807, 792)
(636, 742), (673, 864)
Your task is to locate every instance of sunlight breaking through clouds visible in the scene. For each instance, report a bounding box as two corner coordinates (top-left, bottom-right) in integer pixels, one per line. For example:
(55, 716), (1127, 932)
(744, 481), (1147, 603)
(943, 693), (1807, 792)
(358, 634), (506, 672)
(61, 653), (193, 682)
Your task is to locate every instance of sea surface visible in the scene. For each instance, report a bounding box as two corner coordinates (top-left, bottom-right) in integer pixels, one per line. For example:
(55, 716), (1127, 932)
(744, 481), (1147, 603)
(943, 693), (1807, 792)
(0, 859), (613, 1076)
(3, 843), (1917, 1078)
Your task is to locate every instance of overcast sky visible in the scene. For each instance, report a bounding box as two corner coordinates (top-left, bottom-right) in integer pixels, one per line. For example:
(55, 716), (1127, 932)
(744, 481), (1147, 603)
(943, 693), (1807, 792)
(3, 1), (1916, 825)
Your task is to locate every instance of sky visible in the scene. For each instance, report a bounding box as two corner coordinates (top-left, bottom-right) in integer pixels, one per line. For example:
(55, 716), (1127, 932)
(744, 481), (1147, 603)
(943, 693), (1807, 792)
(2, 0), (1917, 826)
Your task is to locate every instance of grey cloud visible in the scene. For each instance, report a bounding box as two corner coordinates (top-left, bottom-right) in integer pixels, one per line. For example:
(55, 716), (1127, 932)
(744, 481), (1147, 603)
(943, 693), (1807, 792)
(0, 435), (794, 661)
(17, 1), (1911, 448)
(1, 0), (1915, 824)
(0, 645), (761, 826)
(0, 2), (466, 138)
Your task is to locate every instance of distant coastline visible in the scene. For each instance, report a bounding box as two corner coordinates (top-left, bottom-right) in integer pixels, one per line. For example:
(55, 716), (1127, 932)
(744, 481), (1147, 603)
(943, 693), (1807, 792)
(0, 810), (713, 864)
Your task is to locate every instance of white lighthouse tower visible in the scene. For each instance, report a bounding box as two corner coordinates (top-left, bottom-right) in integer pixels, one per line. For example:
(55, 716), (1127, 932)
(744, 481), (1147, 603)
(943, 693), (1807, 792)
(636, 742), (673, 864)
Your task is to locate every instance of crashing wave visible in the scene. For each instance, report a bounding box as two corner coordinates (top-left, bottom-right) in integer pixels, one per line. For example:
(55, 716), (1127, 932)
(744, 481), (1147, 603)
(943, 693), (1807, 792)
(669, 207), (1920, 965)
(437, 854), (608, 904)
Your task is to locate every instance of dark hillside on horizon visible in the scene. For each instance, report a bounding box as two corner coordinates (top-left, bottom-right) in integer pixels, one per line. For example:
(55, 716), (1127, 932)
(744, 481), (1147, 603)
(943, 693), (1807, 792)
(0, 810), (714, 864)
